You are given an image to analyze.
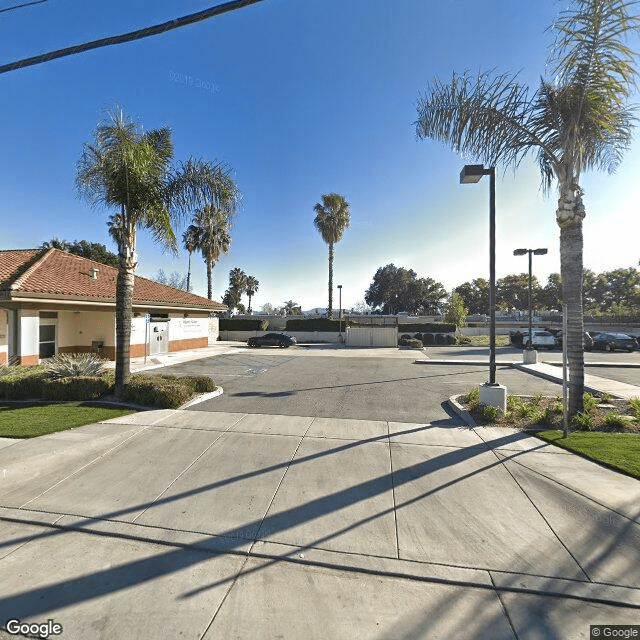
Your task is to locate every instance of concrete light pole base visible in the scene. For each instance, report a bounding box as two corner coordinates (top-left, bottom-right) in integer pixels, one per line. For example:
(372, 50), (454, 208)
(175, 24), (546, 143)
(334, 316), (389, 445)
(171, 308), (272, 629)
(479, 383), (507, 413)
(523, 349), (538, 364)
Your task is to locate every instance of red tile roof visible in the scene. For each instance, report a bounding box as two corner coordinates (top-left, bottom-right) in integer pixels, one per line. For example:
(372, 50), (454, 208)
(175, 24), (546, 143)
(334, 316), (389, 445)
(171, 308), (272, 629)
(0, 249), (226, 311)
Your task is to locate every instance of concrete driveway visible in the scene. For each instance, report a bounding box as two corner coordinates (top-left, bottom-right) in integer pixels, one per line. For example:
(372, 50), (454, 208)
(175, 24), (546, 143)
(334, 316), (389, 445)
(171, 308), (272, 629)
(1, 350), (639, 639)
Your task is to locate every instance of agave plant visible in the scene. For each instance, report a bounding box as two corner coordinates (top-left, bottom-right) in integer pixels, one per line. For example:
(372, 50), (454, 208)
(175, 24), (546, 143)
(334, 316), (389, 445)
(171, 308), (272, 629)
(45, 353), (107, 379)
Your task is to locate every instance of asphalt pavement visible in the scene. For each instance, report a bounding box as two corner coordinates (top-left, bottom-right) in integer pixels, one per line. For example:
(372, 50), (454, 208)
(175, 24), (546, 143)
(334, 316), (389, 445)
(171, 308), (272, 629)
(0, 343), (639, 639)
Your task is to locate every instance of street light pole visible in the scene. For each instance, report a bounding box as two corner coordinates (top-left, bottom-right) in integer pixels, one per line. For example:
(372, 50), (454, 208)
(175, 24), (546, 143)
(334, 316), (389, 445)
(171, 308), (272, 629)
(513, 247), (548, 349)
(338, 284), (343, 337)
(460, 164), (496, 385)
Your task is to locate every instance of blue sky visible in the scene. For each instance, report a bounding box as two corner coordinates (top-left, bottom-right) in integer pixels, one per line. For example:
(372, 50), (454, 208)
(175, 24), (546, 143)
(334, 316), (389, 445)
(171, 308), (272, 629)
(1, 0), (639, 311)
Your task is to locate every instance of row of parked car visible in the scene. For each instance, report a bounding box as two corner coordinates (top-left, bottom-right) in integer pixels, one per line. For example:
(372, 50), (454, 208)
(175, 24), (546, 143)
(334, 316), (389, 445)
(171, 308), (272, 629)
(511, 329), (639, 352)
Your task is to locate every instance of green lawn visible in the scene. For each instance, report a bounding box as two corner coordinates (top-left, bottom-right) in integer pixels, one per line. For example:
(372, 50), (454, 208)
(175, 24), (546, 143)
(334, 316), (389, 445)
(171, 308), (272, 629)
(0, 402), (137, 438)
(536, 430), (640, 479)
(466, 335), (511, 347)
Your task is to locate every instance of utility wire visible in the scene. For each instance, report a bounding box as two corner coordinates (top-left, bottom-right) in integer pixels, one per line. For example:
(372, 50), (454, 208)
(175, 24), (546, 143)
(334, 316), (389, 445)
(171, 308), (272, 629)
(0, 0), (263, 74)
(0, 0), (48, 14)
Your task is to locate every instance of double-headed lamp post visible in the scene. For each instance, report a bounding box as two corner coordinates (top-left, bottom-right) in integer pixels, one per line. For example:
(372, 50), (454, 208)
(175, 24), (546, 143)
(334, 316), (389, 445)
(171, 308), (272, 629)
(460, 164), (506, 412)
(338, 285), (343, 336)
(513, 248), (548, 351)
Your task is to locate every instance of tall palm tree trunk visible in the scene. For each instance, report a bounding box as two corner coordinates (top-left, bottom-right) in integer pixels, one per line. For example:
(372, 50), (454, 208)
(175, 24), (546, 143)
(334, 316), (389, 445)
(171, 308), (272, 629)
(206, 258), (213, 300)
(186, 251), (192, 292)
(560, 222), (585, 419)
(247, 293), (253, 314)
(114, 234), (136, 398)
(328, 241), (334, 318)
(557, 178), (586, 419)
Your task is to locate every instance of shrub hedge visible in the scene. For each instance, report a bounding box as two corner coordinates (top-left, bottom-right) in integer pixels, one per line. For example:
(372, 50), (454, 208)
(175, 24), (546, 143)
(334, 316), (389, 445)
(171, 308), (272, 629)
(398, 323), (456, 333)
(220, 318), (269, 331)
(0, 365), (215, 409)
(285, 318), (342, 332)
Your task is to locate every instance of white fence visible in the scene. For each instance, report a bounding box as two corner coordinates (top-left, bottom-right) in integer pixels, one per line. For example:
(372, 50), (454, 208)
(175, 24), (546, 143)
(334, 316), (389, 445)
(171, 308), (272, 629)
(345, 326), (398, 347)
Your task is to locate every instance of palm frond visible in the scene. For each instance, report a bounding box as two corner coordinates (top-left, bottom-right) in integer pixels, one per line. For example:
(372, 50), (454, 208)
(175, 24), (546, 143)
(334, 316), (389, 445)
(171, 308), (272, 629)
(416, 70), (560, 175)
(313, 193), (350, 244)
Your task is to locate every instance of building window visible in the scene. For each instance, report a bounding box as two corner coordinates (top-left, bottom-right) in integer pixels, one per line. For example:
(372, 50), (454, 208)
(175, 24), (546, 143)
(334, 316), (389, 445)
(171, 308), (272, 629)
(39, 324), (56, 358)
(39, 311), (58, 319)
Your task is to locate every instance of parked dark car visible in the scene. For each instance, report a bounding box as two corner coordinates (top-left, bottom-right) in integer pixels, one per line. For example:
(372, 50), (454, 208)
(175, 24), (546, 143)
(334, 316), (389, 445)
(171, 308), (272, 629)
(591, 332), (636, 352)
(247, 332), (297, 348)
(554, 331), (594, 351)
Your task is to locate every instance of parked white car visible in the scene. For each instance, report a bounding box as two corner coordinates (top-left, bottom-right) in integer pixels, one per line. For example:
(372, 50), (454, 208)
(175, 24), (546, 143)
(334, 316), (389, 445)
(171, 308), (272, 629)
(521, 329), (556, 350)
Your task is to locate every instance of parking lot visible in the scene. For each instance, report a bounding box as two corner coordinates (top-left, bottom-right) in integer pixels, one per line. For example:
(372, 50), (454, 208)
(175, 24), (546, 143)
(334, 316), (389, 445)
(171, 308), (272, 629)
(152, 349), (566, 423)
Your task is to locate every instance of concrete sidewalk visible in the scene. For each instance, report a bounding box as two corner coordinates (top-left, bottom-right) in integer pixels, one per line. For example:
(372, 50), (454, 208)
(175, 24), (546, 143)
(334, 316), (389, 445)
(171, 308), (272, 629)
(1, 409), (639, 639)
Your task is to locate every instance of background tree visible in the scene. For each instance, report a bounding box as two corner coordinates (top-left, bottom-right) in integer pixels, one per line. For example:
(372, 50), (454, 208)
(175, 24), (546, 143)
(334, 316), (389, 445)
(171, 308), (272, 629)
(443, 292), (469, 327)
(76, 109), (233, 396)
(313, 193), (350, 318)
(261, 302), (276, 315)
(155, 269), (189, 291)
(192, 203), (232, 299)
(453, 279), (490, 316)
(182, 225), (201, 293)
(282, 300), (302, 315)
(245, 275), (259, 314)
(496, 273), (541, 311)
(365, 264), (447, 314)
(221, 267), (247, 314)
(415, 0), (639, 418)
(540, 273), (563, 310)
(40, 237), (119, 268)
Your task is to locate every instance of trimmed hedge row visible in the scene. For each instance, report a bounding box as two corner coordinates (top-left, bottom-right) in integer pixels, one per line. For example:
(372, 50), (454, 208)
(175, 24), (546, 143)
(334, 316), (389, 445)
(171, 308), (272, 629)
(220, 318), (269, 331)
(396, 323), (456, 333)
(122, 375), (216, 409)
(0, 365), (216, 409)
(285, 318), (343, 332)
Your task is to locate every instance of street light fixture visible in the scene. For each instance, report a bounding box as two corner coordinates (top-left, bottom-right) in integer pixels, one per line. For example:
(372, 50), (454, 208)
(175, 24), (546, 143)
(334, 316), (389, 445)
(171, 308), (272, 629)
(513, 247), (548, 351)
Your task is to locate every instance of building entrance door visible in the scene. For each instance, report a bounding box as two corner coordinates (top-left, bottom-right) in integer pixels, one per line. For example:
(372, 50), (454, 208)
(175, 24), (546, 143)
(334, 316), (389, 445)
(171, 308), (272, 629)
(149, 321), (169, 355)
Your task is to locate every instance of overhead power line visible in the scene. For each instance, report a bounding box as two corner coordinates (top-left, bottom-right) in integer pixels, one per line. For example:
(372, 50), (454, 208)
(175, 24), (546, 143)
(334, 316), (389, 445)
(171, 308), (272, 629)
(0, 0), (48, 15)
(0, 0), (263, 74)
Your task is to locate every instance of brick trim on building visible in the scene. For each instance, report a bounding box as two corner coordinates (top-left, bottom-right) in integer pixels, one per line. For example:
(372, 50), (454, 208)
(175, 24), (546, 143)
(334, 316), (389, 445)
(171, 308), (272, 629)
(169, 337), (208, 352)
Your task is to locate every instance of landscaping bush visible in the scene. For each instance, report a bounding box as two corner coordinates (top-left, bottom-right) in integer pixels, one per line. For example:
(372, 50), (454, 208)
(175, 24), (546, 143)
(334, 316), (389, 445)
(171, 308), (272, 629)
(121, 375), (194, 409)
(220, 318), (269, 331)
(414, 332), (423, 342)
(45, 353), (106, 379)
(40, 376), (111, 401)
(174, 376), (216, 393)
(446, 334), (456, 345)
(0, 366), (48, 399)
(397, 322), (456, 333)
(285, 318), (342, 332)
(400, 334), (411, 341)
(405, 338), (423, 349)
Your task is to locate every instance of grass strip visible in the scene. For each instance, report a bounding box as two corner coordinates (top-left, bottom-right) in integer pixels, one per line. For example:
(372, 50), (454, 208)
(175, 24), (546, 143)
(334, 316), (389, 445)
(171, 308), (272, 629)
(0, 402), (136, 438)
(536, 430), (640, 479)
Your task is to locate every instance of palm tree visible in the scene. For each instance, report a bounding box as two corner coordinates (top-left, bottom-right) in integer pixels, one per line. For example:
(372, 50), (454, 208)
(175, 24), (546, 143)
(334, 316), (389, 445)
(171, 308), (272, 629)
(192, 204), (233, 299)
(182, 225), (201, 292)
(415, 0), (638, 420)
(313, 193), (350, 318)
(77, 108), (236, 396)
(283, 300), (301, 315)
(245, 275), (259, 314)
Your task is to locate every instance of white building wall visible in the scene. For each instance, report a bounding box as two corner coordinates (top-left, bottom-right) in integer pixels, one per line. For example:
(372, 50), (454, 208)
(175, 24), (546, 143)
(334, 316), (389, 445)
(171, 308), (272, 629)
(0, 311), (8, 363)
(169, 316), (209, 341)
(57, 310), (116, 348)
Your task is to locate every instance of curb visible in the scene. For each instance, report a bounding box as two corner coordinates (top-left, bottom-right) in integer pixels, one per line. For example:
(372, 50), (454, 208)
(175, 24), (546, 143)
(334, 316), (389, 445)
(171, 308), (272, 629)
(447, 394), (477, 427)
(178, 386), (224, 409)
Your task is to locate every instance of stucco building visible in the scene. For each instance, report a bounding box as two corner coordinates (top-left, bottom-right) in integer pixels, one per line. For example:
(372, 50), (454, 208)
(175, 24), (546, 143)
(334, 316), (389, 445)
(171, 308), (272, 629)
(0, 249), (225, 365)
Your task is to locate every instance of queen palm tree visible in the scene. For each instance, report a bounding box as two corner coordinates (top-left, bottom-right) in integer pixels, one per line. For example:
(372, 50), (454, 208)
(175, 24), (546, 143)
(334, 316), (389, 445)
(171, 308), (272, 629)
(415, 0), (638, 420)
(283, 300), (301, 315)
(77, 108), (236, 397)
(313, 193), (350, 318)
(192, 204), (232, 299)
(182, 224), (201, 292)
(245, 275), (259, 314)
